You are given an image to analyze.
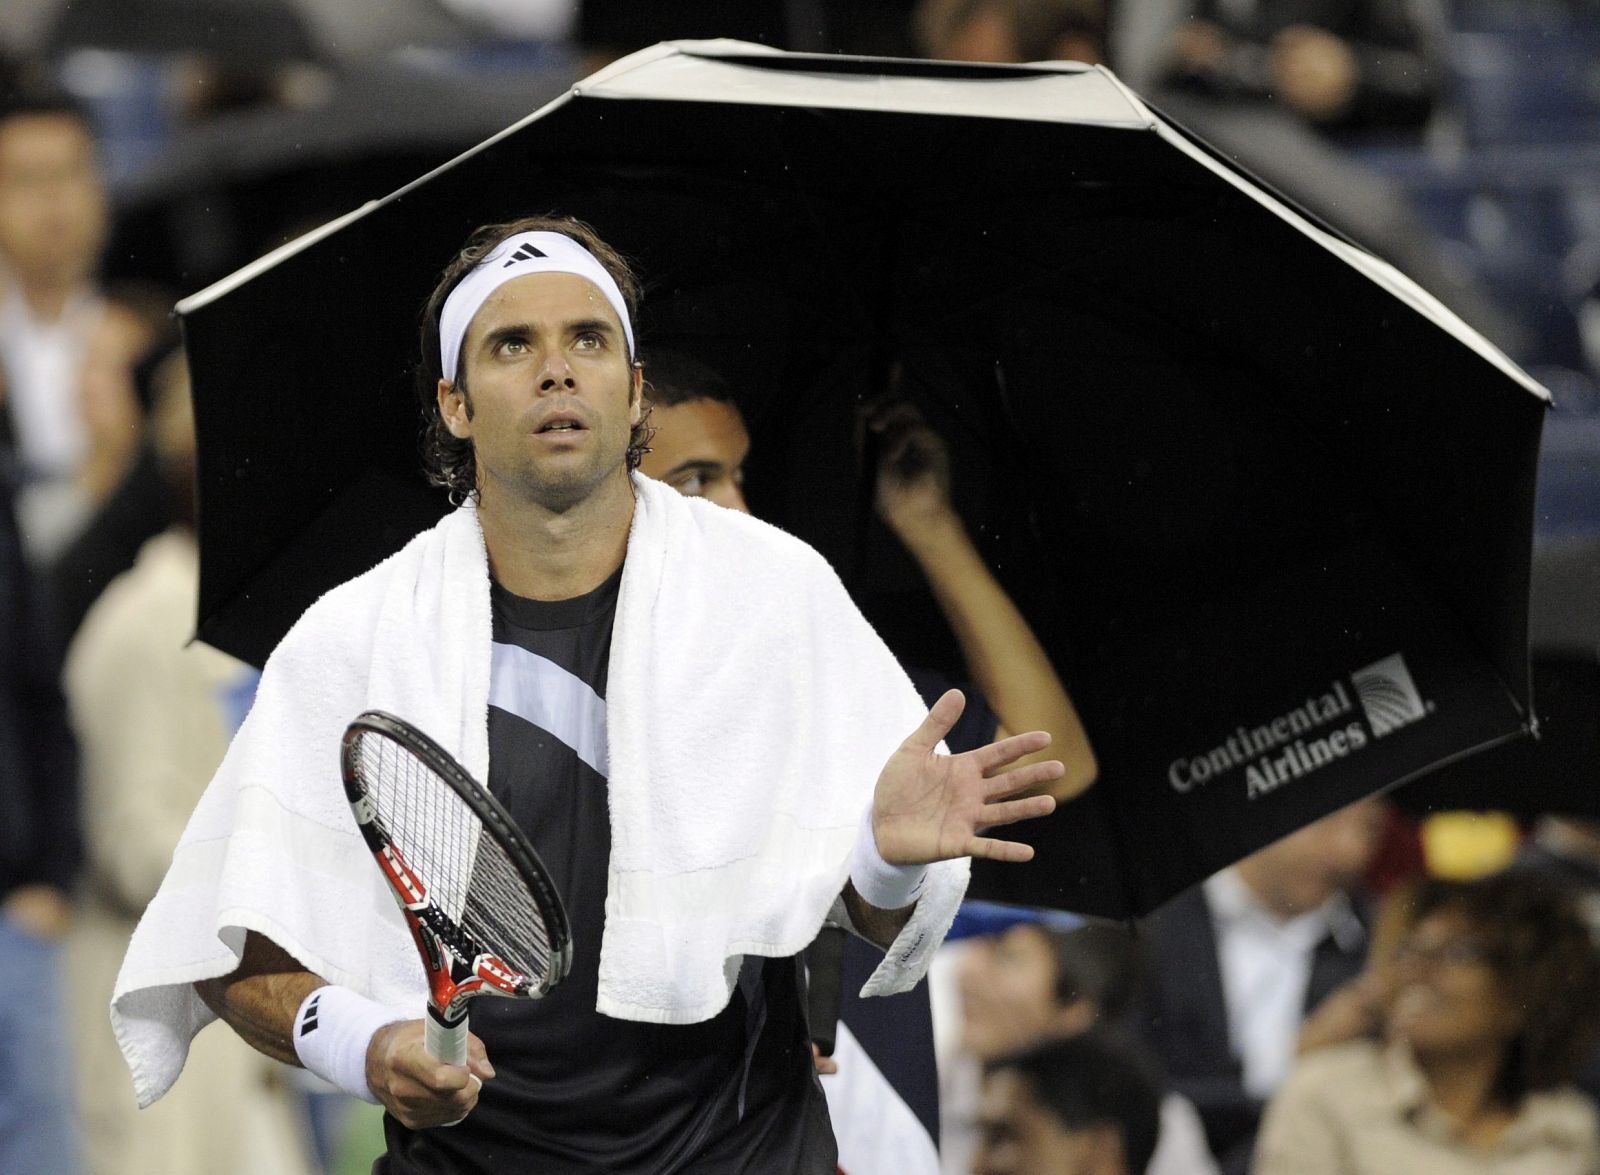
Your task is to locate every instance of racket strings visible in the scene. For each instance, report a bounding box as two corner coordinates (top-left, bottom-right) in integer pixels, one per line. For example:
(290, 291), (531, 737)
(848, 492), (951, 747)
(353, 730), (555, 986)
(464, 831), (554, 979)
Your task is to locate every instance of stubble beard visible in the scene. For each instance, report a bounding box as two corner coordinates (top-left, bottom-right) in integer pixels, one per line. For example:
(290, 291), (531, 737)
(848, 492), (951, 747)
(505, 433), (631, 516)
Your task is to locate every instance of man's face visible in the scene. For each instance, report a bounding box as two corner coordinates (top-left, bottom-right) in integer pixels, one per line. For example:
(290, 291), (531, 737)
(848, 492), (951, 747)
(438, 271), (639, 513)
(958, 926), (1064, 1061)
(936, 5), (1021, 62)
(1239, 799), (1387, 918)
(0, 113), (107, 290)
(974, 1070), (1123, 1175)
(637, 396), (750, 513)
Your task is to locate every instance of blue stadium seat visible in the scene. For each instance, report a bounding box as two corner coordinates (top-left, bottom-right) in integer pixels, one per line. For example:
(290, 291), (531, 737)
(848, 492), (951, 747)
(1447, 28), (1600, 145)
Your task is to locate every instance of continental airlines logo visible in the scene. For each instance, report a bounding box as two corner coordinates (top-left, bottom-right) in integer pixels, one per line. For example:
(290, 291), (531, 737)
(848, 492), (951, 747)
(1168, 653), (1432, 801)
(1351, 653), (1428, 736)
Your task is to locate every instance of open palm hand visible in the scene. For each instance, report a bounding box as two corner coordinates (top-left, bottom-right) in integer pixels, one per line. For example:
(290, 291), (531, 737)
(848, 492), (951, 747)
(872, 689), (1062, 867)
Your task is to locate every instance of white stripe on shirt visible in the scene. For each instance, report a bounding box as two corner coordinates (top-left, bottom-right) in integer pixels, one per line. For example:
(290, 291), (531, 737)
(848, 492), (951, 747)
(489, 641), (609, 777)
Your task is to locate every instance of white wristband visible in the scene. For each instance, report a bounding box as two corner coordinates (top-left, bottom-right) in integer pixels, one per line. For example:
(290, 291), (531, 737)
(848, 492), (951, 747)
(292, 985), (407, 1104)
(849, 806), (927, 910)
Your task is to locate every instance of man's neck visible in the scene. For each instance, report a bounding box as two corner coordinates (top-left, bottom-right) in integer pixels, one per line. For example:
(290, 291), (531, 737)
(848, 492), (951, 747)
(477, 471), (634, 600)
(1231, 860), (1312, 924)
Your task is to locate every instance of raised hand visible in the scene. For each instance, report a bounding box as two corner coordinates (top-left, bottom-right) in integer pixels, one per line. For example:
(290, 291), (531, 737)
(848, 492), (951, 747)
(865, 398), (955, 540)
(366, 1020), (496, 1129)
(872, 689), (1061, 868)
(1271, 24), (1358, 122)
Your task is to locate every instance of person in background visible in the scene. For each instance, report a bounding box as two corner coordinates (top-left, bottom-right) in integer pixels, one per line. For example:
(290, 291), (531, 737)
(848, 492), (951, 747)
(47, 282), (178, 638)
(0, 372), (81, 1174)
(72, 283), (168, 504)
(0, 74), (115, 564)
(1126, 0), (1439, 141)
(1513, 815), (1600, 1105)
(975, 1028), (1164, 1175)
(1136, 799), (1388, 1174)
(1254, 870), (1600, 1174)
(946, 920), (1216, 1175)
(63, 352), (317, 1175)
(1517, 815), (1600, 903)
(914, 0), (1108, 65)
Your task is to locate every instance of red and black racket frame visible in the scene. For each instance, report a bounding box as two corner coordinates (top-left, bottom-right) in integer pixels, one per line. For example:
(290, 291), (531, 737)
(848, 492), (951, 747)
(340, 712), (573, 1062)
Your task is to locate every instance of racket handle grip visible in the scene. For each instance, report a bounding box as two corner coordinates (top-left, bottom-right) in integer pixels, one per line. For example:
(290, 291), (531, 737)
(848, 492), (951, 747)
(805, 925), (847, 1058)
(425, 1005), (469, 1066)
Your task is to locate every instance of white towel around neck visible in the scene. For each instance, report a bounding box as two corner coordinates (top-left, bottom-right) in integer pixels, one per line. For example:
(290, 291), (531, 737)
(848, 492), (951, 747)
(112, 474), (968, 1107)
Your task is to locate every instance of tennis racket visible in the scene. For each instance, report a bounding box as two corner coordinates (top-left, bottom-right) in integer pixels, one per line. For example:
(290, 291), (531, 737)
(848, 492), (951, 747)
(341, 710), (572, 1064)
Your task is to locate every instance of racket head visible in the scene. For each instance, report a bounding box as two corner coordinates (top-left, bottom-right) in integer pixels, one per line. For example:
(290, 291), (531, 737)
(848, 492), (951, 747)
(341, 710), (573, 1001)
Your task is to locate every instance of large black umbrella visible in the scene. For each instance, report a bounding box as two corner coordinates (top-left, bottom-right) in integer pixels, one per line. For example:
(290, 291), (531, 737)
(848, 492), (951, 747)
(178, 42), (1549, 918)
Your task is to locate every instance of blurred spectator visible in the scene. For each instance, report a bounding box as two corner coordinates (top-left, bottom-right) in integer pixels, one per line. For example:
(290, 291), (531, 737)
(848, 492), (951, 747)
(946, 921), (1217, 1175)
(1519, 816), (1600, 902)
(1254, 870), (1600, 1174)
(1514, 815), (1600, 1105)
(578, 0), (790, 64)
(47, 285), (178, 639)
(77, 282), (172, 492)
(915, 0), (1108, 64)
(63, 352), (315, 1175)
(1119, 0), (1438, 141)
(0, 73), (115, 564)
(0, 398), (82, 1173)
(975, 1028), (1164, 1175)
(1137, 799), (1387, 1174)
(165, 57), (333, 127)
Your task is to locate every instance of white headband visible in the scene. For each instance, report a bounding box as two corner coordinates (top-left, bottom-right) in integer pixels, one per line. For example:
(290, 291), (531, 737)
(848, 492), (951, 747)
(437, 230), (635, 382)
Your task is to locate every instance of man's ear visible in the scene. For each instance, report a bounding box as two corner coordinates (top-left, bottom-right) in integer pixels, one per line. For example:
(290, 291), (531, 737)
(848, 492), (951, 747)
(629, 361), (644, 425)
(438, 378), (469, 438)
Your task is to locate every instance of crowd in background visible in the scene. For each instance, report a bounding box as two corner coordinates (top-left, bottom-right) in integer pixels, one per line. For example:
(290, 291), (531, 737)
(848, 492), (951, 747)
(1, 1), (1598, 1173)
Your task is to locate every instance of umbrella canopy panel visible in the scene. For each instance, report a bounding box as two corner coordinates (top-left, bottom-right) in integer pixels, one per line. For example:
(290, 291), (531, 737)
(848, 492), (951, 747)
(182, 47), (1548, 916)
(1394, 655), (1599, 819)
(1396, 537), (1600, 820)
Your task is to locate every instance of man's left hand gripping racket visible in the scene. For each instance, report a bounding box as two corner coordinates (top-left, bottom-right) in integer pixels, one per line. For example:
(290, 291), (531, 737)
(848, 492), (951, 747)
(342, 711), (572, 1065)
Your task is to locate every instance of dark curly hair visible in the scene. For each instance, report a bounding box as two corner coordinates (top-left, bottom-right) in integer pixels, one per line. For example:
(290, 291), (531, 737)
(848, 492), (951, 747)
(416, 215), (651, 504)
(986, 1029), (1163, 1175)
(1408, 871), (1600, 1105)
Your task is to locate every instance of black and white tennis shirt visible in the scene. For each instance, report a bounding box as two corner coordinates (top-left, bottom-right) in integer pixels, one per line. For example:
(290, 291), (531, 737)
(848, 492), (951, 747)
(379, 568), (837, 1174)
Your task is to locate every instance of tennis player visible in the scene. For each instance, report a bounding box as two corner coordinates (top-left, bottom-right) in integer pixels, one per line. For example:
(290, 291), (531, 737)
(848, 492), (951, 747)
(114, 215), (1063, 1174)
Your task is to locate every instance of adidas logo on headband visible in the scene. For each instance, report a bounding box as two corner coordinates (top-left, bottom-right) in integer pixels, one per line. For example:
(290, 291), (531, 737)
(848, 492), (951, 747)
(502, 243), (549, 267)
